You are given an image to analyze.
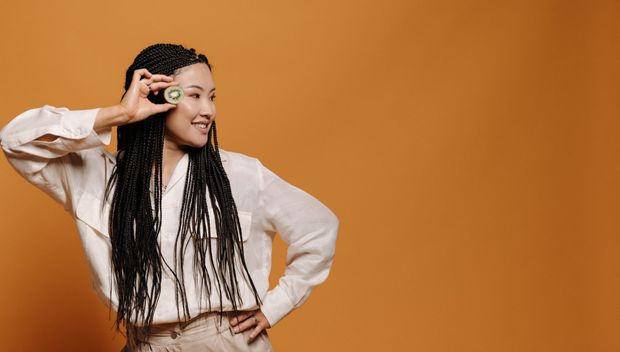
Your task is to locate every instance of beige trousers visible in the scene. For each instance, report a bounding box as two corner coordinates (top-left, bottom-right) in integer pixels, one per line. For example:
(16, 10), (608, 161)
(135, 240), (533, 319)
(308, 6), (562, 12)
(122, 312), (274, 352)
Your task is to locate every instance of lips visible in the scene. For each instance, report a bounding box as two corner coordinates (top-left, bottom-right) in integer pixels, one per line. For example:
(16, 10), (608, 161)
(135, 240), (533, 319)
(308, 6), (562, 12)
(192, 122), (209, 134)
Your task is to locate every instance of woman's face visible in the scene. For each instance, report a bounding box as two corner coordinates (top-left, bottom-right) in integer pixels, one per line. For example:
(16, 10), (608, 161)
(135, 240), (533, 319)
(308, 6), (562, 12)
(164, 63), (216, 149)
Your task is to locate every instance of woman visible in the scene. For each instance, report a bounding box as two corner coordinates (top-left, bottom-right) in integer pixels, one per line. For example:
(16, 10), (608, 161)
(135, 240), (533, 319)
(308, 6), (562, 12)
(0, 43), (339, 351)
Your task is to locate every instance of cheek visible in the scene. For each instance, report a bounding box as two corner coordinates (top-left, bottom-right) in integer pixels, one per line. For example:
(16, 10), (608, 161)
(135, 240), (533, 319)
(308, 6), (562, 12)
(179, 100), (200, 113)
(165, 114), (189, 134)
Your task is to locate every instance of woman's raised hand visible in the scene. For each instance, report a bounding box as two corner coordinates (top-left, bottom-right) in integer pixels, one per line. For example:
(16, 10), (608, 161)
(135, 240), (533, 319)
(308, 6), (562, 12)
(119, 68), (179, 124)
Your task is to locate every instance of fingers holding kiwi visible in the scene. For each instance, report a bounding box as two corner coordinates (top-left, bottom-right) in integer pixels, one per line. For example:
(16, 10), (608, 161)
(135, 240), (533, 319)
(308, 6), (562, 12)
(149, 73), (183, 104)
(145, 85), (183, 115)
(122, 69), (185, 123)
(148, 81), (177, 95)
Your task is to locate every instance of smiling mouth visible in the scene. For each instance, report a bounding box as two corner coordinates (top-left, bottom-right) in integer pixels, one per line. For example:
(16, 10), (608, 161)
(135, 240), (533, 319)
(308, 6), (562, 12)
(192, 122), (209, 133)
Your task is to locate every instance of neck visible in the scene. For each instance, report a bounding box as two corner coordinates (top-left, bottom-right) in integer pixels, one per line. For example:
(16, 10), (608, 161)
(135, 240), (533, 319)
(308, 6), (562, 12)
(155, 137), (186, 185)
(163, 138), (185, 169)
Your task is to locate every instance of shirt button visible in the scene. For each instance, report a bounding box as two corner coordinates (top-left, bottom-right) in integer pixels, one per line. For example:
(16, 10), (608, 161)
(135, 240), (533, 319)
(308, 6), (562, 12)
(171, 331), (178, 339)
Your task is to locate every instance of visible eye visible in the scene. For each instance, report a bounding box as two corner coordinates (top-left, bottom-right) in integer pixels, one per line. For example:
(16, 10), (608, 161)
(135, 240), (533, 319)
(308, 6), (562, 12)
(210, 95), (217, 101)
(191, 94), (201, 99)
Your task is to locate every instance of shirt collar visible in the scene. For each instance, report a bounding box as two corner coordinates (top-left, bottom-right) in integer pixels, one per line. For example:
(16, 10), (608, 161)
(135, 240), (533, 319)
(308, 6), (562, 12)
(163, 152), (189, 194)
(135, 148), (229, 195)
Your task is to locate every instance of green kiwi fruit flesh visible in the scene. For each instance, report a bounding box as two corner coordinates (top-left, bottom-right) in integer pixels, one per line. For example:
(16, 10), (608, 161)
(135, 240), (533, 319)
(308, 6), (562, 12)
(164, 86), (184, 104)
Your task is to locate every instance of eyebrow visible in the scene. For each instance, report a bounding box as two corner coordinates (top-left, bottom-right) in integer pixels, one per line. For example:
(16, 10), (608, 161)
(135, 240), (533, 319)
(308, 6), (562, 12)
(185, 85), (216, 93)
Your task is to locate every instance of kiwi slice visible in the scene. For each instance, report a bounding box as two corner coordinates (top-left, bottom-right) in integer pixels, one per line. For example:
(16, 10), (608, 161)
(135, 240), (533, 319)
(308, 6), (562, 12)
(163, 86), (184, 104)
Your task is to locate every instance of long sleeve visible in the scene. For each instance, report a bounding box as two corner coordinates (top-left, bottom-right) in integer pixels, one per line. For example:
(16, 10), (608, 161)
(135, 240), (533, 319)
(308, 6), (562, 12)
(0, 105), (110, 212)
(256, 159), (340, 327)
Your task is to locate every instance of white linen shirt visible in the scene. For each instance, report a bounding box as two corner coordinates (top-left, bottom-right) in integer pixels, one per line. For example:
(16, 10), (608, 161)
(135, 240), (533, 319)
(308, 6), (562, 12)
(0, 105), (339, 328)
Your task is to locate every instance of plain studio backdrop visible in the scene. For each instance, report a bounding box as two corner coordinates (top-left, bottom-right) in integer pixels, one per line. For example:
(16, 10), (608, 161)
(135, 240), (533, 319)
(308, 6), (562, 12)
(0, 1), (618, 351)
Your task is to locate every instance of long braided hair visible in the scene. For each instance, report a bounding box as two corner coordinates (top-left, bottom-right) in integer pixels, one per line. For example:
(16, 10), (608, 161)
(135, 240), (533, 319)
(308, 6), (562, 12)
(103, 43), (262, 339)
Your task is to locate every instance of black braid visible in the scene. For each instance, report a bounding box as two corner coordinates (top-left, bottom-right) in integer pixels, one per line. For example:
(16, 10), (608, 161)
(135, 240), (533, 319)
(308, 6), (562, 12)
(103, 43), (262, 349)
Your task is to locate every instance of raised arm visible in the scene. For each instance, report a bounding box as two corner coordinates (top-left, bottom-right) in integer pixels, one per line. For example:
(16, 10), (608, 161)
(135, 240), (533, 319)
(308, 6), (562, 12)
(35, 105), (128, 143)
(0, 68), (179, 212)
(256, 159), (340, 327)
(0, 105), (118, 212)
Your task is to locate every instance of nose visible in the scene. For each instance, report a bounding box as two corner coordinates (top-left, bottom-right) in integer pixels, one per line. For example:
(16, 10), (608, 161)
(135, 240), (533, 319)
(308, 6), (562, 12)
(200, 101), (215, 121)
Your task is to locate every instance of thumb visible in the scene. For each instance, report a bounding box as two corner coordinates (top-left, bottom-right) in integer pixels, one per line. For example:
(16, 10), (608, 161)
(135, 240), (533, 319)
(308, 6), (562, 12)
(154, 103), (177, 114)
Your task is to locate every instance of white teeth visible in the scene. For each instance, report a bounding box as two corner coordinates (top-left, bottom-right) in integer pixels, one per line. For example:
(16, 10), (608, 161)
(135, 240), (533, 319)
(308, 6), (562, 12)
(193, 123), (207, 128)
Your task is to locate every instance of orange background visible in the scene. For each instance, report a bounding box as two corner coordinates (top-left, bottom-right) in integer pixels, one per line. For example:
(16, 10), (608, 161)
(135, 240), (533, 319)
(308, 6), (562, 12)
(0, 0), (618, 351)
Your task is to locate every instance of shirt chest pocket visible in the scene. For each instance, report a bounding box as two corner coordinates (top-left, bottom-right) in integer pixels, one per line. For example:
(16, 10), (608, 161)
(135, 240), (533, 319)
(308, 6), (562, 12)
(75, 192), (253, 241)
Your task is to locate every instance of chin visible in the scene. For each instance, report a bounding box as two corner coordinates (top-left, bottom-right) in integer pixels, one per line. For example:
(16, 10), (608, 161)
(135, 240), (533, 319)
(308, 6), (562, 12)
(184, 140), (209, 149)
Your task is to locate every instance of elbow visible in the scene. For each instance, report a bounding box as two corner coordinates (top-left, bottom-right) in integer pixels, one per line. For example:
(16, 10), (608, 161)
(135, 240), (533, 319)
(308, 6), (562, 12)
(329, 214), (339, 242)
(326, 209), (340, 236)
(0, 126), (8, 151)
(323, 211), (340, 258)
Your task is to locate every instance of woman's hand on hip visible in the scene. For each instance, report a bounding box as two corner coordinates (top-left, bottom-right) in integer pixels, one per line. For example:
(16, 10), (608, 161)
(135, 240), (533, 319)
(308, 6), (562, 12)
(229, 309), (271, 343)
(119, 68), (179, 125)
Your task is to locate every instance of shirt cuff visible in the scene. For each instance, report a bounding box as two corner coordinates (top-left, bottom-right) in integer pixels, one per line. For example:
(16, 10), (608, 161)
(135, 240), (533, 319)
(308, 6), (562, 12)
(60, 107), (110, 145)
(260, 285), (296, 327)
